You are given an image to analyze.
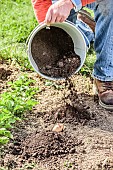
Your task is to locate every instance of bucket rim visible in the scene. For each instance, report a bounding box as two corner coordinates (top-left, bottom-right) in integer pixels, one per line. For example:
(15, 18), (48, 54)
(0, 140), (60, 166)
(27, 21), (87, 81)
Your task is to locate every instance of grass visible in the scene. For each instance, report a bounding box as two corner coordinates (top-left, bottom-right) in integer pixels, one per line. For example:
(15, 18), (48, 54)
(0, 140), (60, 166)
(1, 0), (37, 45)
(0, 0), (96, 145)
(0, 2), (96, 170)
(0, 0), (37, 70)
(81, 45), (96, 76)
(84, 7), (94, 18)
(0, 74), (39, 145)
(0, 0), (39, 146)
(0, 0), (96, 72)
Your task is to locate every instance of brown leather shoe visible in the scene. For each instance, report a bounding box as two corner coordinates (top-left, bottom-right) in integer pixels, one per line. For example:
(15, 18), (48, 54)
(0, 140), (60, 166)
(77, 9), (96, 32)
(93, 79), (113, 110)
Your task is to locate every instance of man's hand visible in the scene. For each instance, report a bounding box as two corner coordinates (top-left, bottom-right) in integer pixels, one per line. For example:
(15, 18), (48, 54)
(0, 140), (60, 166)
(45, 0), (74, 24)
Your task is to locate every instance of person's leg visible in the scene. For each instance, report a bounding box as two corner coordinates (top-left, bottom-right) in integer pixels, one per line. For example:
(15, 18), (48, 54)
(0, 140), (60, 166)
(67, 8), (95, 46)
(75, 16), (94, 46)
(93, 0), (113, 109)
(93, 0), (113, 81)
(86, 2), (96, 10)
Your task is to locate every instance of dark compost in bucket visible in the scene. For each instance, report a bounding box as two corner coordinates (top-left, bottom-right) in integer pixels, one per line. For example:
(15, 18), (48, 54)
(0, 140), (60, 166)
(31, 26), (81, 78)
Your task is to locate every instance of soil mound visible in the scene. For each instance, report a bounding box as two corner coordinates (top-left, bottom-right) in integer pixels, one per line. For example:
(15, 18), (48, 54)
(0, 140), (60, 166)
(21, 131), (80, 161)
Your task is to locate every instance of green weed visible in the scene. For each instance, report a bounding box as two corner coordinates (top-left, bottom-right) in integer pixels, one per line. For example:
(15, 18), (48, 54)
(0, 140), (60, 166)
(19, 162), (36, 170)
(0, 74), (39, 145)
(0, 0), (37, 70)
(80, 45), (96, 76)
(0, 0), (96, 74)
(83, 7), (94, 18)
(45, 80), (64, 89)
(64, 160), (73, 169)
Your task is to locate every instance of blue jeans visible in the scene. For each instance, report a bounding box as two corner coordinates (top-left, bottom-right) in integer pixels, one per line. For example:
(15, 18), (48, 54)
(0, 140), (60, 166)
(93, 0), (113, 81)
(52, 0), (113, 81)
(67, 10), (94, 46)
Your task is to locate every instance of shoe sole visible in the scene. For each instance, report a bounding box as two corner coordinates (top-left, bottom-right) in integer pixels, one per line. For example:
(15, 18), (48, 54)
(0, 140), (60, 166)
(93, 83), (113, 110)
(99, 100), (113, 111)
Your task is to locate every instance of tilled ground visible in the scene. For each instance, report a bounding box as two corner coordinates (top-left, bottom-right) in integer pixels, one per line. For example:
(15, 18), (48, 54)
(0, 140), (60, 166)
(1, 63), (113, 170)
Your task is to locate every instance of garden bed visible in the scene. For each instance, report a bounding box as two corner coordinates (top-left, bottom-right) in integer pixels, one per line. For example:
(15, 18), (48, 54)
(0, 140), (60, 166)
(1, 62), (113, 170)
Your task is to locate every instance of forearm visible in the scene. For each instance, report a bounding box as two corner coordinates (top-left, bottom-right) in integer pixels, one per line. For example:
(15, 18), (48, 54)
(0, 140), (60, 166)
(31, 0), (95, 23)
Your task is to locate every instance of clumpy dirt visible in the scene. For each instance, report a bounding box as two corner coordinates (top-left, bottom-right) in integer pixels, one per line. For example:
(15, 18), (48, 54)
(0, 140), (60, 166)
(0, 67), (12, 81)
(31, 27), (81, 78)
(22, 131), (80, 160)
(1, 62), (113, 170)
(0, 62), (20, 93)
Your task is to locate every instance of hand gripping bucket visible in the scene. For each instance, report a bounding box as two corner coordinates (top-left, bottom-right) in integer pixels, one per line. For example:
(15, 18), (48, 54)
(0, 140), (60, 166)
(27, 21), (87, 80)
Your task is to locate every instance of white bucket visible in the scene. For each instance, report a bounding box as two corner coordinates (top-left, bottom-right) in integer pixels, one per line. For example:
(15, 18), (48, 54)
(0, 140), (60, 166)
(27, 21), (87, 80)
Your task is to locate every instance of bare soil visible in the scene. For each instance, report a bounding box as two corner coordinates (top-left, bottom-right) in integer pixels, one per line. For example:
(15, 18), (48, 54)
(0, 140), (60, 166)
(1, 62), (113, 170)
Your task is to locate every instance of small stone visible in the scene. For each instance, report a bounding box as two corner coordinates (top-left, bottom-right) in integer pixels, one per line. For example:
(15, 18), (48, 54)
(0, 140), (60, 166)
(52, 123), (64, 132)
(54, 112), (62, 119)
(69, 148), (75, 153)
(58, 62), (64, 68)
(63, 56), (66, 59)
(42, 52), (47, 55)
(46, 65), (52, 69)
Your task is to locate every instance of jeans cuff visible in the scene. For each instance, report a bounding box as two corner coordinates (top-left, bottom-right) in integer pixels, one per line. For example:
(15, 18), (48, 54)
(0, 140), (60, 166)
(92, 73), (113, 81)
